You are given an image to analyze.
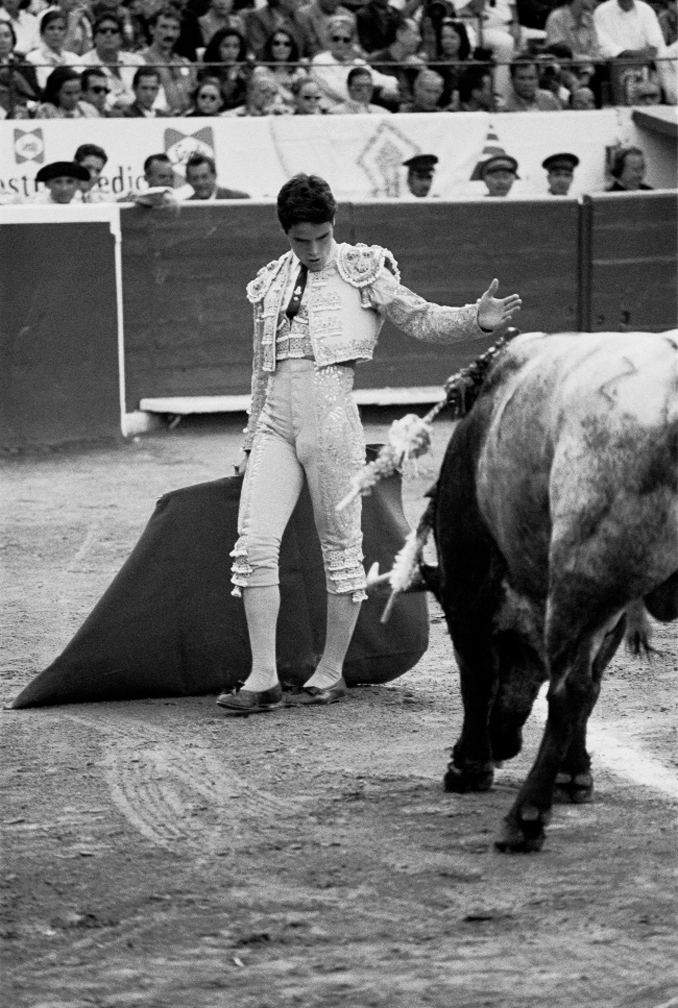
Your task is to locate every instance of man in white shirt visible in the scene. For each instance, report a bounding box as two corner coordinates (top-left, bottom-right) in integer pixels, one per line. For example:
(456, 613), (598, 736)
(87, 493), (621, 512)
(593, 0), (665, 59)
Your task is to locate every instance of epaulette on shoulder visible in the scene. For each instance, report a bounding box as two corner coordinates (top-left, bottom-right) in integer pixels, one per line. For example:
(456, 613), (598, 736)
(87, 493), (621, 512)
(246, 256), (287, 304)
(337, 243), (400, 288)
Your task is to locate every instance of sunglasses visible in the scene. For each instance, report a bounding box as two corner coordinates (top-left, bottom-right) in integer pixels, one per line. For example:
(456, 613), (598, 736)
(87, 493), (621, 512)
(272, 38), (292, 45)
(90, 85), (110, 94)
(331, 34), (352, 42)
(97, 26), (120, 34)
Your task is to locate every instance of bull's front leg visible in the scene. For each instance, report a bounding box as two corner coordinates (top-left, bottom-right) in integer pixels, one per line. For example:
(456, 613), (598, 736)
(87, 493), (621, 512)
(443, 626), (499, 794)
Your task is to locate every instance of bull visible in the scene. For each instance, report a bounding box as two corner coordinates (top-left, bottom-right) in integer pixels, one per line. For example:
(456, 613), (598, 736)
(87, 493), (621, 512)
(418, 330), (678, 852)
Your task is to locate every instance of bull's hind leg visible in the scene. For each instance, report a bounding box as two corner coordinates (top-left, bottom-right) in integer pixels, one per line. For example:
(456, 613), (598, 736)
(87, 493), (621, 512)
(443, 630), (499, 794)
(495, 614), (608, 853)
(553, 615), (625, 804)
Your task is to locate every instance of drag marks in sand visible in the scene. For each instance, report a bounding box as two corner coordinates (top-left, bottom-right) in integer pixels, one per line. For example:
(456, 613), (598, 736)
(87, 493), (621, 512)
(64, 710), (306, 852)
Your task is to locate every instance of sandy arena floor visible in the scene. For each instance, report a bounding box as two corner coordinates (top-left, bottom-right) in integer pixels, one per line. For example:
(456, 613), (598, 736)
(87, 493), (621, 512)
(1, 411), (677, 1008)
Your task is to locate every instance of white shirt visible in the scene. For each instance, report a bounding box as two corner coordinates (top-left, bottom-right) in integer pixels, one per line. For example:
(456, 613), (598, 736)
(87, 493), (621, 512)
(0, 8), (40, 55)
(25, 42), (79, 89)
(593, 0), (666, 58)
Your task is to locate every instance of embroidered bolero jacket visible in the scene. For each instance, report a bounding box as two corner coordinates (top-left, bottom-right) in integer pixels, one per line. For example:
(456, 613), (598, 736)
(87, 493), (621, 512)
(242, 242), (486, 450)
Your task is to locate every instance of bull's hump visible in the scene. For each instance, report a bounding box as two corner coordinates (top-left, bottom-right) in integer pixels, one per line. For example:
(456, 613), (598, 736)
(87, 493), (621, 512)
(492, 331), (678, 431)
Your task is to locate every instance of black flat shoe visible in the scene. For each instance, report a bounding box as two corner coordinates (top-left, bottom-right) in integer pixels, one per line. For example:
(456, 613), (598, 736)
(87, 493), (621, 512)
(216, 684), (283, 715)
(285, 677), (348, 706)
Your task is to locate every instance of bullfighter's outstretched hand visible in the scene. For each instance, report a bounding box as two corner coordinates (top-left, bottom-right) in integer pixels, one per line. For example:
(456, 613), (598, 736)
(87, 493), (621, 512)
(477, 278), (522, 331)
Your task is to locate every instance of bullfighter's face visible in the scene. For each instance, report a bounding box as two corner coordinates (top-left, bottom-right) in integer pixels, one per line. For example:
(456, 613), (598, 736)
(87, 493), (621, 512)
(286, 220), (335, 272)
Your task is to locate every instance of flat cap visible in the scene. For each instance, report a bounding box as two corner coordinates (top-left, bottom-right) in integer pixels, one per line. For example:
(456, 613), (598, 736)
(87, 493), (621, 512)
(480, 154), (519, 178)
(36, 161), (90, 183)
(542, 152), (579, 172)
(403, 154), (439, 175)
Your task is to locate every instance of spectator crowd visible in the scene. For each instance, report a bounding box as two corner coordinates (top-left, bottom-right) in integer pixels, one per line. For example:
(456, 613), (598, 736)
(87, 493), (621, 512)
(0, 0), (675, 120)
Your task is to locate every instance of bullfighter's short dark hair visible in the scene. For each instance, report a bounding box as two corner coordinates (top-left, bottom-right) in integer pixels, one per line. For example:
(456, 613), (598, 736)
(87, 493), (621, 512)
(276, 174), (336, 233)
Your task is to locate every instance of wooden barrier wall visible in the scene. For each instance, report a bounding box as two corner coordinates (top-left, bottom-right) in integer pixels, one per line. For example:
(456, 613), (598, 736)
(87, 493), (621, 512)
(121, 197), (583, 411)
(0, 222), (119, 448)
(581, 191), (678, 333)
(1, 192), (676, 448)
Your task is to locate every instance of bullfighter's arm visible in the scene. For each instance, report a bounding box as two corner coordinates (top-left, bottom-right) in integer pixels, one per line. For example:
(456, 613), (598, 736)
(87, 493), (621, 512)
(241, 305), (268, 453)
(367, 269), (521, 341)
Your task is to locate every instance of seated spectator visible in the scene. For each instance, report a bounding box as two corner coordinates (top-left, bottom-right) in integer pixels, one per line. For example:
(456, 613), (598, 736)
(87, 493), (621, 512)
(502, 56), (562, 108)
(606, 145), (653, 189)
(260, 28), (308, 109)
(0, 19), (39, 107)
(402, 153), (438, 196)
(0, 65), (31, 116)
(545, 0), (602, 63)
(369, 15), (425, 109)
(122, 65), (168, 115)
(456, 0), (521, 100)
(199, 27), (251, 111)
(184, 77), (227, 114)
(480, 153), (519, 195)
(26, 9), (79, 90)
(356, 0), (418, 55)
(0, 0), (40, 57)
(329, 64), (391, 110)
(27, 159), (90, 203)
(197, 0), (246, 50)
(74, 142), (110, 201)
(593, 0), (666, 63)
(34, 64), (97, 116)
(419, 1), (458, 62)
(53, 0), (93, 57)
(516, 0), (561, 33)
(118, 152), (179, 206)
(457, 62), (496, 108)
(138, 5), (197, 115)
(297, 0), (356, 58)
(184, 153), (250, 199)
(311, 14), (389, 107)
(89, 0), (136, 50)
(244, 0), (307, 60)
(569, 82), (596, 104)
(657, 0), (677, 45)
(542, 151), (578, 194)
(432, 18), (473, 107)
(223, 64), (291, 114)
(79, 15), (145, 112)
(399, 66), (449, 110)
(80, 66), (119, 116)
(291, 75), (325, 111)
(629, 76), (663, 100)
(535, 49), (577, 103)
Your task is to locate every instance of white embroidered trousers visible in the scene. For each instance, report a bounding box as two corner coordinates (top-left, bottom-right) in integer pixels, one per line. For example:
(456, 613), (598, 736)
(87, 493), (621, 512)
(231, 359), (367, 598)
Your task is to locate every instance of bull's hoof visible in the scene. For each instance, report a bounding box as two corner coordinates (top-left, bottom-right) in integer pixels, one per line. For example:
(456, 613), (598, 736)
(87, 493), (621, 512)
(444, 763), (494, 794)
(553, 772), (594, 804)
(494, 807), (548, 853)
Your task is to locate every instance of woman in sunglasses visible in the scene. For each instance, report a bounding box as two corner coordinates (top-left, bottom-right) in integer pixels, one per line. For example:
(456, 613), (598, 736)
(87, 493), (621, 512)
(260, 28), (308, 109)
(310, 14), (395, 109)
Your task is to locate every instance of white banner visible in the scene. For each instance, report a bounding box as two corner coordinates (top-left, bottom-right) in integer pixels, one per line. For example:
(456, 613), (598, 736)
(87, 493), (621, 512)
(0, 107), (672, 204)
